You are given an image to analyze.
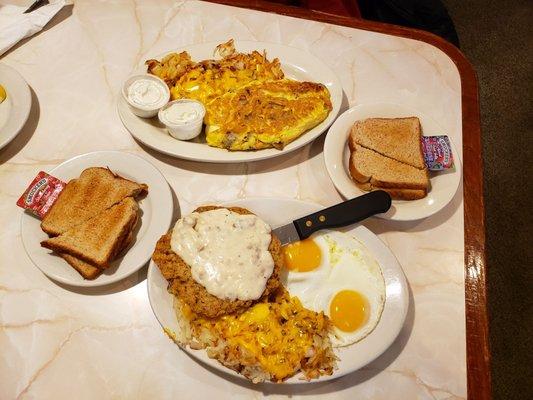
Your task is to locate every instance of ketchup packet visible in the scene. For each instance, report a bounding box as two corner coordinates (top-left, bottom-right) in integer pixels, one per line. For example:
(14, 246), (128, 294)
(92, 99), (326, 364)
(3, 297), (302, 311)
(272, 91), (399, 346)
(17, 171), (66, 219)
(422, 135), (455, 171)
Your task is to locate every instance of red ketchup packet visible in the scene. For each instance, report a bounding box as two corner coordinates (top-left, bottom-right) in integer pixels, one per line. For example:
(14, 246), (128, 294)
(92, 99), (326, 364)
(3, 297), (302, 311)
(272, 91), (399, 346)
(422, 135), (455, 171)
(16, 171), (66, 219)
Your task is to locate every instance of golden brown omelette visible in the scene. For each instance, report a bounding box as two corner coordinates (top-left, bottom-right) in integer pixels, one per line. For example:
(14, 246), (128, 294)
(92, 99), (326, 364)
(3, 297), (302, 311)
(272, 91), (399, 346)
(146, 39), (332, 151)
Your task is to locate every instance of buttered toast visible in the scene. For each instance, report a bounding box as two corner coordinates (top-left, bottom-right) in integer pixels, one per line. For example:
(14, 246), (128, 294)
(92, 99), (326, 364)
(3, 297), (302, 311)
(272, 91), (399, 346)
(41, 167), (146, 236)
(348, 117), (429, 200)
(58, 215), (137, 279)
(349, 117), (426, 169)
(41, 197), (139, 269)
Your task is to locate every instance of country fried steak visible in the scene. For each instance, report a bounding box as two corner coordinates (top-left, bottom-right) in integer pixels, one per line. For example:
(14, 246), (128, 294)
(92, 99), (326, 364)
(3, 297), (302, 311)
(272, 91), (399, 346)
(151, 206), (283, 319)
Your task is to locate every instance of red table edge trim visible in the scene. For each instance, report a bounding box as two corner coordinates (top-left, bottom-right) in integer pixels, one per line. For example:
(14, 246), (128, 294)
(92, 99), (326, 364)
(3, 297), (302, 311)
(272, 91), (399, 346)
(204, 1), (491, 398)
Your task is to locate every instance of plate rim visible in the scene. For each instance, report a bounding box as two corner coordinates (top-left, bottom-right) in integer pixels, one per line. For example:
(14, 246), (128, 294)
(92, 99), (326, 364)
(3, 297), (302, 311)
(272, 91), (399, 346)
(147, 196), (408, 384)
(323, 102), (462, 221)
(118, 40), (343, 163)
(20, 150), (174, 287)
(0, 63), (31, 151)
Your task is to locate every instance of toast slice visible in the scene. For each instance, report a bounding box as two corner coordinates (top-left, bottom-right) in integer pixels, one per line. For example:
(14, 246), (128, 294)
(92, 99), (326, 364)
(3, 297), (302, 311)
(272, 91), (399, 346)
(356, 182), (427, 201)
(349, 145), (429, 190)
(349, 117), (426, 169)
(58, 215), (138, 280)
(41, 167), (147, 236)
(41, 197), (139, 269)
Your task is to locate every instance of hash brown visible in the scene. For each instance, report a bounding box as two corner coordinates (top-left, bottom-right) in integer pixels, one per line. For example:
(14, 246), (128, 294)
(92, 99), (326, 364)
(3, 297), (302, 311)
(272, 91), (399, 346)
(152, 206), (283, 319)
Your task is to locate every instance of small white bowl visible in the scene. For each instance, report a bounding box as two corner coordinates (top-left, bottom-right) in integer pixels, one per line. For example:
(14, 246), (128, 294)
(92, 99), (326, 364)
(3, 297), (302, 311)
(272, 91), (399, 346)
(122, 74), (170, 118)
(158, 99), (206, 140)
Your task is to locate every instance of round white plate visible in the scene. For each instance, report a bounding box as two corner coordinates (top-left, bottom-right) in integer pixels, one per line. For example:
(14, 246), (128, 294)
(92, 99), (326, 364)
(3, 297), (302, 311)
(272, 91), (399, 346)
(0, 63), (31, 151)
(324, 103), (462, 221)
(118, 41), (343, 163)
(21, 151), (173, 287)
(147, 197), (408, 383)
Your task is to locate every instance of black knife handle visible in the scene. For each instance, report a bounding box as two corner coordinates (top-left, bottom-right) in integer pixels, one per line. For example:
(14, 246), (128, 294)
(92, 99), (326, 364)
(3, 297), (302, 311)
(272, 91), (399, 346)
(293, 191), (391, 239)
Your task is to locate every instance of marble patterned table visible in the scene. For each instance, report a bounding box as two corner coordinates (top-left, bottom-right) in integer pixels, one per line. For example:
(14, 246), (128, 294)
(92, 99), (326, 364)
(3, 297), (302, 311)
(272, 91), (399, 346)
(0, 1), (489, 399)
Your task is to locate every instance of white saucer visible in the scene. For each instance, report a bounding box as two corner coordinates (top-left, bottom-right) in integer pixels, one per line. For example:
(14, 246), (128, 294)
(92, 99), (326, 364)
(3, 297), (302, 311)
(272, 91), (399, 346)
(324, 103), (462, 221)
(21, 151), (173, 287)
(147, 197), (408, 383)
(0, 63), (31, 151)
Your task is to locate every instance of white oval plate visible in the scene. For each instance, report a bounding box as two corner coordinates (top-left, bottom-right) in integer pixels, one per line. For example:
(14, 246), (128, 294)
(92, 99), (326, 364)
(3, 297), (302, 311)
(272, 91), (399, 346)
(324, 103), (462, 221)
(0, 63), (31, 151)
(21, 151), (173, 287)
(147, 197), (408, 383)
(118, 41), (342, 163)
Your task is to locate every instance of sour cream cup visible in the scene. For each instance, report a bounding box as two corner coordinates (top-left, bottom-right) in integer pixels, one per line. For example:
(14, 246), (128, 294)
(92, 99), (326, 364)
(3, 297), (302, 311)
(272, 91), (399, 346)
(158, 99), (206, 140)
(122, 74), (170, 118)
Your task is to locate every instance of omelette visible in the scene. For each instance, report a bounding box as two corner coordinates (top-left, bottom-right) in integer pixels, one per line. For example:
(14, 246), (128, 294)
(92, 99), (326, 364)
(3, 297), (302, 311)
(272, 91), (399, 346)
(146, 40), (332, 151)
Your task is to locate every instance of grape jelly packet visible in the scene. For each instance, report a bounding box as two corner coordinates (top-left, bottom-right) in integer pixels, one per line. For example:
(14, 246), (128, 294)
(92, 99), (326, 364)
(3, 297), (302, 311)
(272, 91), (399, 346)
(422, 135), (455, 171)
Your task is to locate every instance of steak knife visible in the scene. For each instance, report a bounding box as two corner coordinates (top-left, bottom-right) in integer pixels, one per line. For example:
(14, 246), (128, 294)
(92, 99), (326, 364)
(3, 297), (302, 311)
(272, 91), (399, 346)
(273, 190), (391, 245)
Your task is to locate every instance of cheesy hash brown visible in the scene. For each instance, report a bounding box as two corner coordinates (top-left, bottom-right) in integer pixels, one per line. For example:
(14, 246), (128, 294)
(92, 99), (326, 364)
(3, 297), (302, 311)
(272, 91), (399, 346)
(146, 39), (332, 151)
(173, 287), (337, 383)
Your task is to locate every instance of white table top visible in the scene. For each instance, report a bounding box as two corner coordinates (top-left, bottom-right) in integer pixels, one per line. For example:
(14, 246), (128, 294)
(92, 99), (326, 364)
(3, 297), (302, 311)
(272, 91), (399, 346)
(0, 1), (466, 398)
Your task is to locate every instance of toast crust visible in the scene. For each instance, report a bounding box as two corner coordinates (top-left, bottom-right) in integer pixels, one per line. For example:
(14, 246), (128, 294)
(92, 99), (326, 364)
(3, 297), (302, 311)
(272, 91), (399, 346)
(356, 182), (427, 200)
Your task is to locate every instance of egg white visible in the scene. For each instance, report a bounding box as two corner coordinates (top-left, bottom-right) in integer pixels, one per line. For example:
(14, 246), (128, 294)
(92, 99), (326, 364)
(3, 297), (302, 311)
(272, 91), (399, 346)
(286, 230), (386, 347)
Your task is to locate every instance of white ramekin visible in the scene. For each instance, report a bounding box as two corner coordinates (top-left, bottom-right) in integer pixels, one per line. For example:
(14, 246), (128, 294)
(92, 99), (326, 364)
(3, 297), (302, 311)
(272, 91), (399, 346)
(122, 74), (170, 118)
(158, 99), (206, 140)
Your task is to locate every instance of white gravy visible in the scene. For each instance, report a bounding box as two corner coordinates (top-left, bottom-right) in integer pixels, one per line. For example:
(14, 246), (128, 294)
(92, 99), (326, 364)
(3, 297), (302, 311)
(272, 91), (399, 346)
(170, 209), (274, 301)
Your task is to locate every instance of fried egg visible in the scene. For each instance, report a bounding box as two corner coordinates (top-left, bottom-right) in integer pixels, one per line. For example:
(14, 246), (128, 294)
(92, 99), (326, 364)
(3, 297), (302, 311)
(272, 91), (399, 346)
(283, 231), (385, 347)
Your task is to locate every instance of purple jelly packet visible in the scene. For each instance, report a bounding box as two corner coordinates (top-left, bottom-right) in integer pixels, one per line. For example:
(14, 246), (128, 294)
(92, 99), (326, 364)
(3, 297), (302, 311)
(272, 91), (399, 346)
(422, 135), (455, 171)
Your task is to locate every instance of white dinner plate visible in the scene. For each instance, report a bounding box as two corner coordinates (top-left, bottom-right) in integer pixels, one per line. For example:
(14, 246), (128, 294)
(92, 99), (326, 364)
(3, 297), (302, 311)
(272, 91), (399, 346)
(324, 103), (462, 221)
(118, 40), (342, 163)
(147, 197), (408, 383)
(21, 151), (173, 287)
(0, 63), (31, 151)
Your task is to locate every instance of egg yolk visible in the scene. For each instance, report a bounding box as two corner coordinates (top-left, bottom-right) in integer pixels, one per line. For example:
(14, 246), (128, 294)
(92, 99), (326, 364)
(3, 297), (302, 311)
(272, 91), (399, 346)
(283, 239), (322, 272)
(329, 290), (369, 332)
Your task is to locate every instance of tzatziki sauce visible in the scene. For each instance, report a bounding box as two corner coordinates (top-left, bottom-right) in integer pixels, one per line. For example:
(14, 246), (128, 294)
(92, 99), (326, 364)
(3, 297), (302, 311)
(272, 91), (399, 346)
(127, 78), (168, 108)
(170, 208), (274, 301)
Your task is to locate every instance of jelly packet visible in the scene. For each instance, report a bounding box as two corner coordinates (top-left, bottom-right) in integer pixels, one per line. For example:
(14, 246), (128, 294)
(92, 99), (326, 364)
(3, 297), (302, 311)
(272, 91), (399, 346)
(16, 171), (66, 219)
(422, 135), (455, 171)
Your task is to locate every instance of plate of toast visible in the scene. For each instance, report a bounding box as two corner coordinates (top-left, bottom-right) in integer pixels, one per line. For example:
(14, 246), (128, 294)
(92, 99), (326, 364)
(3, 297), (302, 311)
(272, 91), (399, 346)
(20, 151), (173, 287)
(324, 103), (461, 221)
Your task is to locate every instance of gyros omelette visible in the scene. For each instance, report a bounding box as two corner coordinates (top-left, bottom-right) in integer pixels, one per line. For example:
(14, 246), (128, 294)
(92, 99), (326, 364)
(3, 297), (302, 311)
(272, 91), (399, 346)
(146, 39), (332, 151)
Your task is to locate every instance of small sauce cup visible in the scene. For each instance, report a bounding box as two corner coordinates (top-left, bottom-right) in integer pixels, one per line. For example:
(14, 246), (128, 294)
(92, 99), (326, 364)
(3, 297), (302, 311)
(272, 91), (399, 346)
(122, 74), (170, 118)
(158, 99), (206, 140)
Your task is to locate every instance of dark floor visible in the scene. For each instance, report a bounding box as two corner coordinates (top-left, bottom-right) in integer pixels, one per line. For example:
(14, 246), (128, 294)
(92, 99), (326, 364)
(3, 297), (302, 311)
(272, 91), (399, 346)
(442, 1), (533, 399)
